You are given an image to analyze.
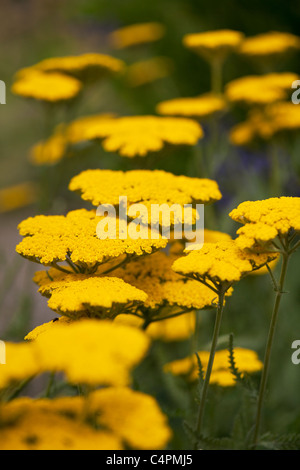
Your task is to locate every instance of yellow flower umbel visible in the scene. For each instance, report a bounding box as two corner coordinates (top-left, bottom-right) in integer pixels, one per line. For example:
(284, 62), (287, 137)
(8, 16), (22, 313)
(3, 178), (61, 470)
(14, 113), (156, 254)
(69, 168), (222, 209)
(164, 347), (263, 387)
(229, 197), (300, 448)
(183, 29), (244, 94)
(225, 72), (299, 107)
(22, 53), (124, 83)
(172, 239), (277, 440)
(156, 93), (227, 120)
(109, 22), (165, 49)
(238, 31), (300, 66)
(229, 197), (300, 252)
(34, 274), (148, 319)
(16, 208), (167, 273)
(11, 69), (82, 103)
(74, 115), (203, 158)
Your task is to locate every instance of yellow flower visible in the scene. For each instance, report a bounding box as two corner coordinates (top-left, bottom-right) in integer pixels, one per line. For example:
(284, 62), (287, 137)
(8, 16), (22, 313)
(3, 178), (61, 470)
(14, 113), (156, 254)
(0, 387), (171, 450)
(89, 387), (172, 449)
(229, 197), (300, 251)
(0, 342), (40, 391)
(0, 182), (38, 213)
(225, 72), (299, 106)
(109, 22), (165, 49)
(156, 93), (227, 119)
(115, 311), (196, 342)
(164, 347), (263, 386)
(183, 29), (244, 61)
(238, 31), (300, 59)
(31, 319), (150, 386)
(125, 57), (173, 87)
(11, 69), (82, 103)
(70, 115), (203, 157)
(3, 319), (150, 390)
(172, 239), (277, 286)
(110, 250), (217, 312)
(0, 401), (123, 450)
(36, 274), (148, 319)
(16, 208), (167, 270)
(69, 169), (222, 209)
(26, 53), (124, 82)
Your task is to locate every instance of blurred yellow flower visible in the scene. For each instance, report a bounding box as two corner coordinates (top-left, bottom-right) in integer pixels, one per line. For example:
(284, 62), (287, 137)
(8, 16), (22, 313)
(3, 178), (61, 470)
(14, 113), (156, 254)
(109, 22), (165, 49)
(11, 70), (82, 103)
(32, 319), (150, 386)
(24, 53), (125, 82)
(0, 181), (38, 213)
(115, 311), (196, 343)
(238, 31), (300, 59)
(183, 29), (244, 61)
(0, 406), (122, 450)
(225, 72), (299, 106)
(70, 115), (203, 157)
(89, 387), (172, 449)
(156, 93), (227, 119)
(0, 342), (40, 391)
(164, 347), (263, 386)
(0, 387), (171, 450)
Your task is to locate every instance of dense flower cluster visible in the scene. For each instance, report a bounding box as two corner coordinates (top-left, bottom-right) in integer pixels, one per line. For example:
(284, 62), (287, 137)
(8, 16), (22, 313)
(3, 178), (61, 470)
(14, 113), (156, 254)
(229, 197), (300, 251)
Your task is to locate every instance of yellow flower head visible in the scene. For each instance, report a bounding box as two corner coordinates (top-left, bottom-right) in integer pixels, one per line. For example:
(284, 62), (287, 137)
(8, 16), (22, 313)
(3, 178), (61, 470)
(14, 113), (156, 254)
(229, 197), (300, 251)
(32, 319), (150, 386)
(69, 169), (222, 209)
(238, 31), (300, 59)
(225, 72), (299, 106)
(11, 69), (82, 103)
(164, 347), (263, 386)
(68, 115), (203, 157)
(183, 29), (244, 62)
(16, 208), (167, 271)
(172, 239), (277, 287)
(28, 53), (124, 82)
(35, 274), (148, 319)
(109, 22), (165, 49)
(156, 93), (227, 119)
(115, 311), (197, 343)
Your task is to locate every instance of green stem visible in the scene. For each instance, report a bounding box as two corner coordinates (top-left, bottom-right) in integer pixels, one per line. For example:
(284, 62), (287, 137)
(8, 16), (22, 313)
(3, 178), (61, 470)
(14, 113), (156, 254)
(195, 290), (225, 442)
(252, 251), (289, 448)
(210, 58), (223, 95)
